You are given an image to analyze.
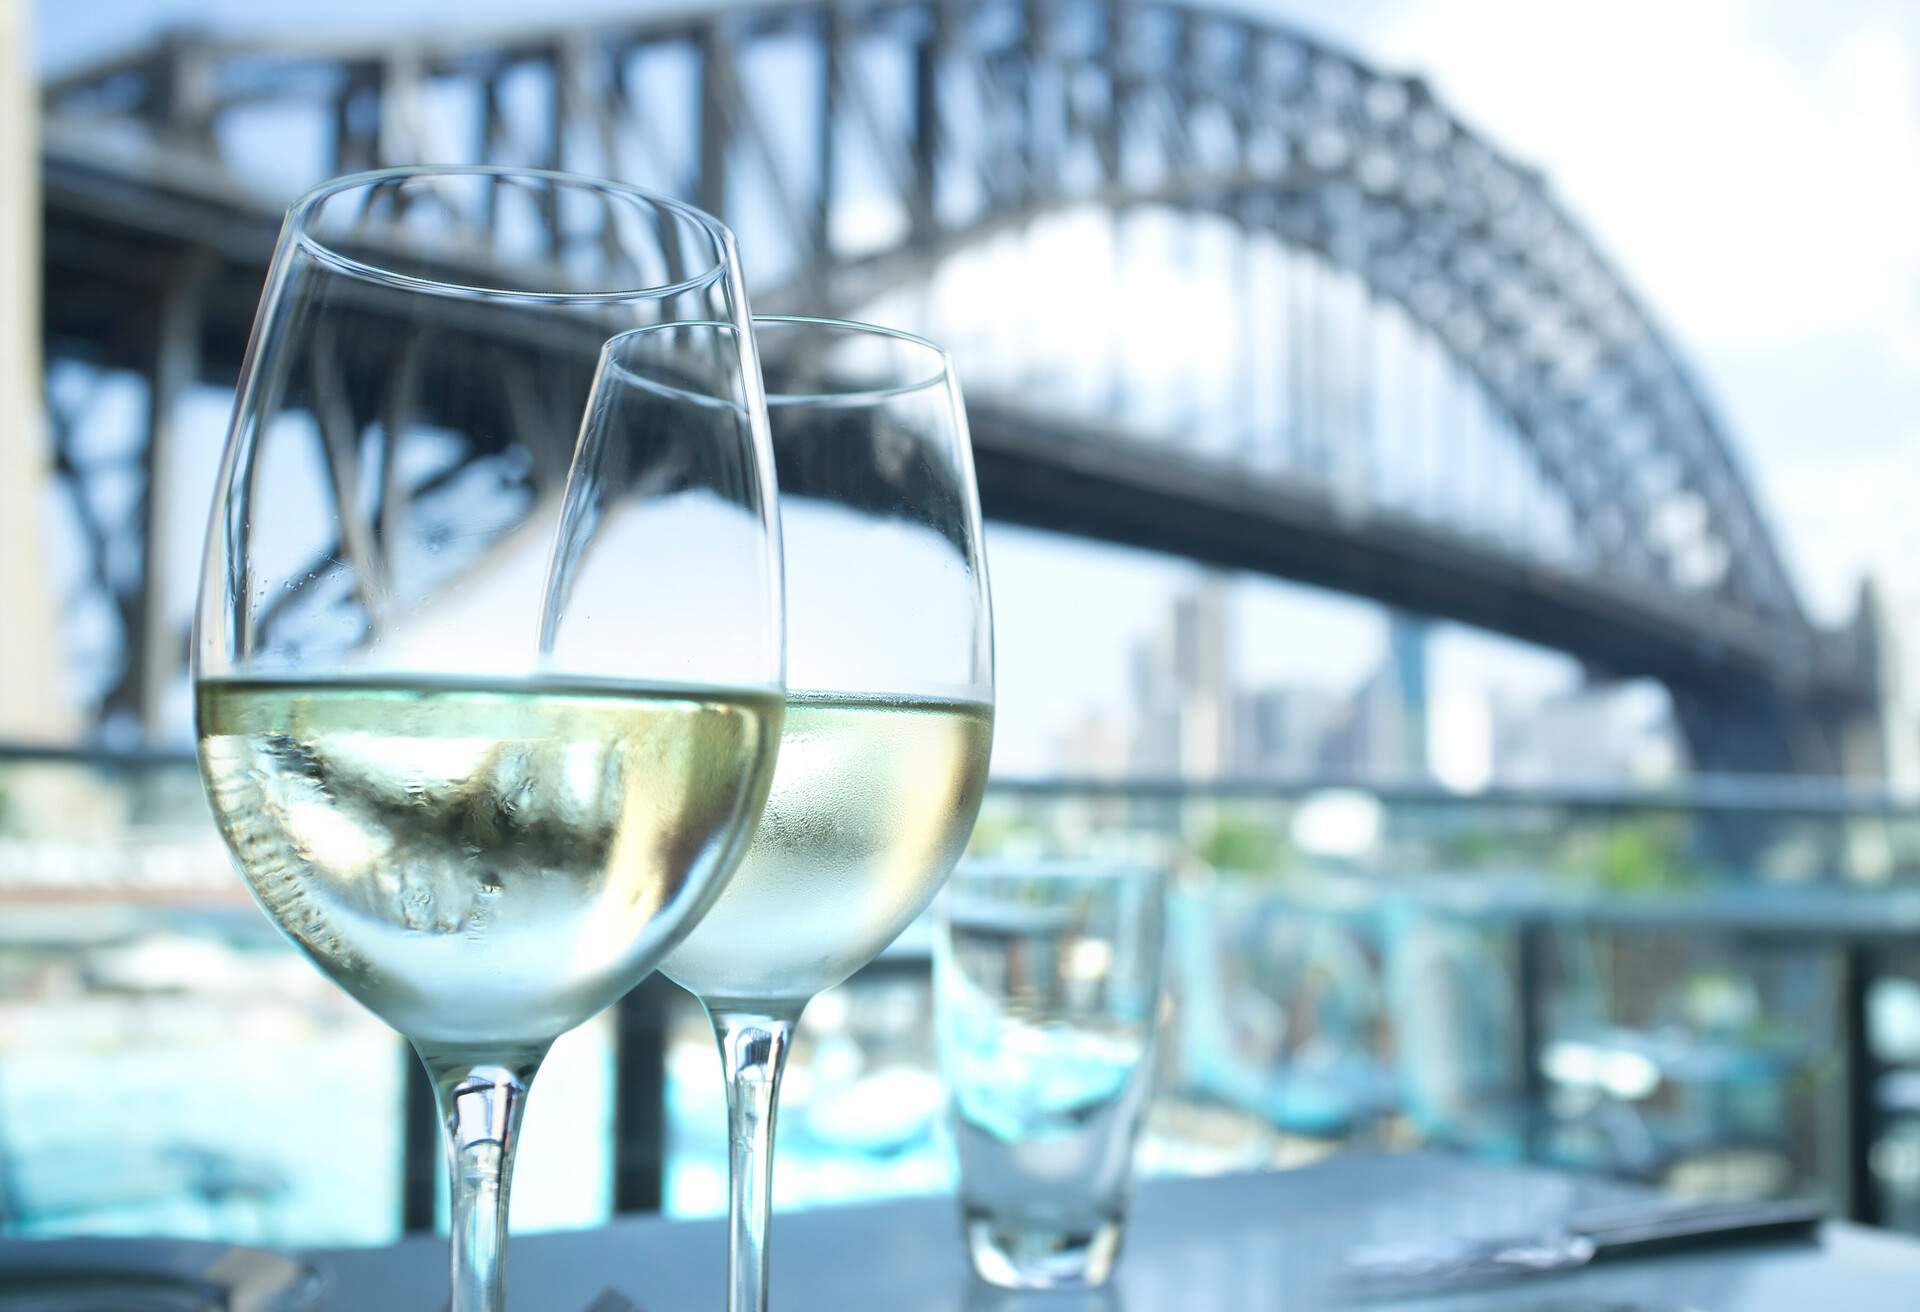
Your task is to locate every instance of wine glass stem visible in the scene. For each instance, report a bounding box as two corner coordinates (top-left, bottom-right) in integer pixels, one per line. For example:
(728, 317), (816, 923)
(710, 1004), (804, 1312)
(422, 1048), (546, 1312)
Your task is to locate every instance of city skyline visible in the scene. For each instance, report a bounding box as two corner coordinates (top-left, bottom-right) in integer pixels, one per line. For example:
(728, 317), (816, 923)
(1025, 569), (1684, 787)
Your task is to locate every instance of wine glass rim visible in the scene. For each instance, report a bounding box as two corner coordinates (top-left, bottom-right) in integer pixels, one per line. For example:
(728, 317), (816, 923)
(609, 315), (953, 407)
(755, 315), (954, 407)
(287, 165), (736, 304)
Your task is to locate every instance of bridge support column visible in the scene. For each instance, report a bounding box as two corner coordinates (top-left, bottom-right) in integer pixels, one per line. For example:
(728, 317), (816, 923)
(1673, 581), (1912, 786)
(0, 0), (73, 742)
(1670, 680), (1829, 776)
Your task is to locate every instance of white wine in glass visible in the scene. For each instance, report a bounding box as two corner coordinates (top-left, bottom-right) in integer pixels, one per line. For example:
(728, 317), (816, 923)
(662, 691), (992, 1007)
(198, 677), (779, 1050)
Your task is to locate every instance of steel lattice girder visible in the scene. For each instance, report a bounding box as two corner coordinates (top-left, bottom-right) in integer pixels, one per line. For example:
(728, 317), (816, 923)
(38, 0), (1862, 745)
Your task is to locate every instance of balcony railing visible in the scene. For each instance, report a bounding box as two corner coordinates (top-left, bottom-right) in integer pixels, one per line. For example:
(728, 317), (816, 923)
(5, 744), (1920, 1243)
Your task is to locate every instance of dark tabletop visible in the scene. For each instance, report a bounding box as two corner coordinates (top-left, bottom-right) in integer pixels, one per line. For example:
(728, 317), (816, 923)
(300, 1152), (1920, 1310)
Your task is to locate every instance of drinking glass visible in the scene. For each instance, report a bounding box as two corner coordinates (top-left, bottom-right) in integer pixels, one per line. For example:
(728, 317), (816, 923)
(657, 316), (995, 1312)
(192, 166), (783, 1312)
(936, 863), (1167, 1289)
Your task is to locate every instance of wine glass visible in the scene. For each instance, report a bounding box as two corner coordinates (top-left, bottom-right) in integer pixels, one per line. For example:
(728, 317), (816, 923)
(191, 167), (783, 1312)
(657, 316), (996, 1311)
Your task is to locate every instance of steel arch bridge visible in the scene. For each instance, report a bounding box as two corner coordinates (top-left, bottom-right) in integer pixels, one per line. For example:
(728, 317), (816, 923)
(34, 0), (1887, 772)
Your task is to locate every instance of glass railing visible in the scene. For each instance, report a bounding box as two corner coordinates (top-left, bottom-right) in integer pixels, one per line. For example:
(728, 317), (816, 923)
(973, 777), (1920, 1223)
(5, 746), (1920, 1244)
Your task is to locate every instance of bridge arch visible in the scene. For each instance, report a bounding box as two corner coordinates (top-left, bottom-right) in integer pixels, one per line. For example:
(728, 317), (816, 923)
(38, 1), (1880, 769)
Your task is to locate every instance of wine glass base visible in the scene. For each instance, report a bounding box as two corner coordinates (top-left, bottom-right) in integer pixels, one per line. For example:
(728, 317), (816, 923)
(963, 1213), (1124, 1290)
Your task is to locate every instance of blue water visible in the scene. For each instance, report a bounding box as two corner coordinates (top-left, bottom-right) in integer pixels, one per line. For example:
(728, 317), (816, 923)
(0, 928), (952, 1245)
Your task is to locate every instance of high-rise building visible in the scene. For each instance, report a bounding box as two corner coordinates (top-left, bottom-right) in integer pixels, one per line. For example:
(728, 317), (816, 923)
(1128, 575), (1236, 777)
(1050, 707), (1130, 778)
(1493, 681), (1686, 785)
(1319, 612), (1430, 779)
(1233, 685), (1343, 777)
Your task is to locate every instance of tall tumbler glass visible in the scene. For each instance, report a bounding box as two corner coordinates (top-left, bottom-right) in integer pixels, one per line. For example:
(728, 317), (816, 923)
(658, 316), (996, 1312)
(193, 167), (783, 1312)
(936, 863), (1167, 1289)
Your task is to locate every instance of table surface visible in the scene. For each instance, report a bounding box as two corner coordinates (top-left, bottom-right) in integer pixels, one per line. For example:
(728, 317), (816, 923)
(304, 1153), (1920, 1310)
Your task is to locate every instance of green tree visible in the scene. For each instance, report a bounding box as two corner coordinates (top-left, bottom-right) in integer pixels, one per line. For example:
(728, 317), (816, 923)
(1196, 813), (1290, 876)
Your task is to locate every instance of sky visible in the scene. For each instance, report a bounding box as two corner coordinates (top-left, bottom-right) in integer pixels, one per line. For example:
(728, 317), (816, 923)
(32, 0), (1920, 769)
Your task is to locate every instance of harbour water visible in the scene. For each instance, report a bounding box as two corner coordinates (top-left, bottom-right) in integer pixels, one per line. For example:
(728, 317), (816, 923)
(0, 912), (953, 1244)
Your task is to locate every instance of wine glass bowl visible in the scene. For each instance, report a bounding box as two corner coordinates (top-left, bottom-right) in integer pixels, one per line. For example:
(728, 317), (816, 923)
(657, 316), (995, 1312)
(198, 167), (761, 685)
(662, 317), (995, 1009)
